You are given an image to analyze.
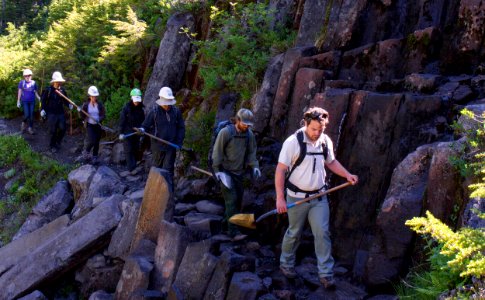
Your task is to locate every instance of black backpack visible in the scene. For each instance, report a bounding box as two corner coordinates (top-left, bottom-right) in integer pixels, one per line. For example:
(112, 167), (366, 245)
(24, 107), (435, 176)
(285, 129), (328, 195)
(207, 120), (249, 175)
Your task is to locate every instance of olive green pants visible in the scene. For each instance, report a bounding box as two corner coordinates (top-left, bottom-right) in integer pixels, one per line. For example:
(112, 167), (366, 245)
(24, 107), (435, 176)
(220, 172), (244, 236)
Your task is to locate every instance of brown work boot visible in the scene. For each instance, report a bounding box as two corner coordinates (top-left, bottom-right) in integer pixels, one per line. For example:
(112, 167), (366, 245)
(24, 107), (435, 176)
(319, 276), (336, 289)
(280, 265), (297, 279)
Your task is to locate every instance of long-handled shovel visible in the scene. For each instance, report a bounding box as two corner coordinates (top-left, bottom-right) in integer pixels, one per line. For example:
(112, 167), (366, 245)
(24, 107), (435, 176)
(229, 181), (352, 230)
(133, 127), (194, 153)
(55, 90), (116, 133)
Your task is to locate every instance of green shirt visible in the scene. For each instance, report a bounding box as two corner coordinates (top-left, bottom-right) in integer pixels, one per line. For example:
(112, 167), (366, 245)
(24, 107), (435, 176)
(211, 125), (259, 175)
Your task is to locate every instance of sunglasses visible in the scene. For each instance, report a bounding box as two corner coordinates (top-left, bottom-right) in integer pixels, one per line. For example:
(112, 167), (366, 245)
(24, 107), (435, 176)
(304, 111), (328, 123)
(24, 75), (32, 77)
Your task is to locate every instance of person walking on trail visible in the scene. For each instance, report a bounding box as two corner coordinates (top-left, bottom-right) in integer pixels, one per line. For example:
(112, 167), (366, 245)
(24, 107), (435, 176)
(138, 87), (185, 184)
(275, 107), (358, 289)
(80, 86), (105, 164)
(211, 108), (261, 240)
(119, 88), (145, 173)
(17, 69), (41, 135)
(40, 71), (73, 153)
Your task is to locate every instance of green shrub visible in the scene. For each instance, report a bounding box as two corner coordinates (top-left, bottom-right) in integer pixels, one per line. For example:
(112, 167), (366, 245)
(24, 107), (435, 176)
(195, 2), (295, 100)
(0, 135), (71, 243)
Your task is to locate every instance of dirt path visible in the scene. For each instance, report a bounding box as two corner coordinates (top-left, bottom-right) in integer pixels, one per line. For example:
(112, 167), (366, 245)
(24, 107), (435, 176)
(0, 115), (86, 165)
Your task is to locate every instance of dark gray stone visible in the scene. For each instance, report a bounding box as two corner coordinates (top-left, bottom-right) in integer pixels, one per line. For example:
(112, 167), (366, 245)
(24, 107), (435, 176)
(225, 272), (263, 300)
(13, 181), (73, 240)
(143, 13), (195, 108)
(172, 240), (219, 299)
(107, 197), (140, 260)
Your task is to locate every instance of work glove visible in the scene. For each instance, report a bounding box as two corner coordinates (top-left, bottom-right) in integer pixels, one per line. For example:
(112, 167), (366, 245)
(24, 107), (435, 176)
(76, 106), (81, 112)
(137, 127), (145, 134)
(68, 104), (73, 110)
(119, 134), (125, 141)
(253, 168), (261, 179)
(17, 101), (21, 109)
(215, 172), (232, 189)
(40, 110), (46, 118)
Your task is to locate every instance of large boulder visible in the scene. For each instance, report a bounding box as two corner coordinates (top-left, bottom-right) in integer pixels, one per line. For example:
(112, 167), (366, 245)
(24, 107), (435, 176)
(151, 221), (197, 293)
(131, 167), (173, 250)
(171, 239), (219, 299)
(71, 166), (126, 221)
(114, 255), (153, 300)
(0, 196), (123, 299)
(13, 181), (72, 240)
(204, 251), (256, 300)
(107, 197), (141, 260)
(68, 164), (96, 202)
(0, 215), (70, 276)
(365, 144), (434, 285)
(143, 13), (195, 108)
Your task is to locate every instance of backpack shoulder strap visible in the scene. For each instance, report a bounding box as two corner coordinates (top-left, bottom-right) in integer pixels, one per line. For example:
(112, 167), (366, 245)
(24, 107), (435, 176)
(285, 130), (306, 181)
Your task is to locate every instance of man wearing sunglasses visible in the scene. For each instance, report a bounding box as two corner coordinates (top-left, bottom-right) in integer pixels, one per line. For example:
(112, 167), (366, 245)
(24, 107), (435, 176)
(275, 107), (358, 289)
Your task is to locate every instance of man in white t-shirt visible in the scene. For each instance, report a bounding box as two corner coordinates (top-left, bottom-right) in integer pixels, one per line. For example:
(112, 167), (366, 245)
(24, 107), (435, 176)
(275, 107), (358, 289)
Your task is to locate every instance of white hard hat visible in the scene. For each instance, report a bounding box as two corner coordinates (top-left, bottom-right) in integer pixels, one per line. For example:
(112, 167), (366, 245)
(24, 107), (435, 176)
(88, 86), (99, 96)
(156, 87), (176, 106)
(23, 69), (33, 76)
(50, 71), (65, 83)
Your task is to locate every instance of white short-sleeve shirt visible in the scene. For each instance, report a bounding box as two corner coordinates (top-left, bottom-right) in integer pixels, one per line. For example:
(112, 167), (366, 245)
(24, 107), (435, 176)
(278, 128), (335, 198)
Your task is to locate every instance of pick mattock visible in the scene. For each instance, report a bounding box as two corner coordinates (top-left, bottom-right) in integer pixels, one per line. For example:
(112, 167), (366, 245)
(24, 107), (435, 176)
(229, 181), (352, 230)
(190, 165), (232, 189)
(133, 127), (194, 153)
(54, 90), (116, 133)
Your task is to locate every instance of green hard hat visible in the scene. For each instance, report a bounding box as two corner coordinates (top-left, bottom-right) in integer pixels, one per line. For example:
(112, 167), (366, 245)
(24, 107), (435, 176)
(130, 88), (142, 97)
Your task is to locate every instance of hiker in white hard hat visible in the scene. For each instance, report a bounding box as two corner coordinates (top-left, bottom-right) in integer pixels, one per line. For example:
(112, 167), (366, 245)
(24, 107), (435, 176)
(119, 88), (145, 172)
(17, 69), (41, 135)
(138, 86), (185, 184)
(40, 71), (73, 153)
(211, 108), (260, 240)
(79, 86), (105, 164)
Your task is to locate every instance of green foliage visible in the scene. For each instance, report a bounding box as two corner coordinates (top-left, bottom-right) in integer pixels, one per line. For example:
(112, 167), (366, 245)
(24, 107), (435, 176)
(396, 237), (468, 299)
(0, 0), (158, 124)
(184, 110), (216, 169)
(195, 2), (295, 100)
(406, 211), (485, 278)
(0, 135), (71, 243)
(0, 24), (34, 118)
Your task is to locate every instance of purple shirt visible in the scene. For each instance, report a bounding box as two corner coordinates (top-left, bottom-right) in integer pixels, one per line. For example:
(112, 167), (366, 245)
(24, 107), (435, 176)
(18, 80), (38, 102)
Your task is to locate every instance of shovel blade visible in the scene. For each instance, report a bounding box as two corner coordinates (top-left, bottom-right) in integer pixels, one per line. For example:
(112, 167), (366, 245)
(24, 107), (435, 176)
(229, 213), (256, 229)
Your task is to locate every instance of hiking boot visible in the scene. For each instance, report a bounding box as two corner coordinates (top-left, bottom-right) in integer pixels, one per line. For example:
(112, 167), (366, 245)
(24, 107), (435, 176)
(319, 276), (336, 289)
(21, 122), (26, 132)
(27, 127), (34, 135)
(280, 265), (297, 279)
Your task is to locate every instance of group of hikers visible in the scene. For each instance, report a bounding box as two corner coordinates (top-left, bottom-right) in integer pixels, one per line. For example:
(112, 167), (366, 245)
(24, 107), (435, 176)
(17, 69), (358, 289)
